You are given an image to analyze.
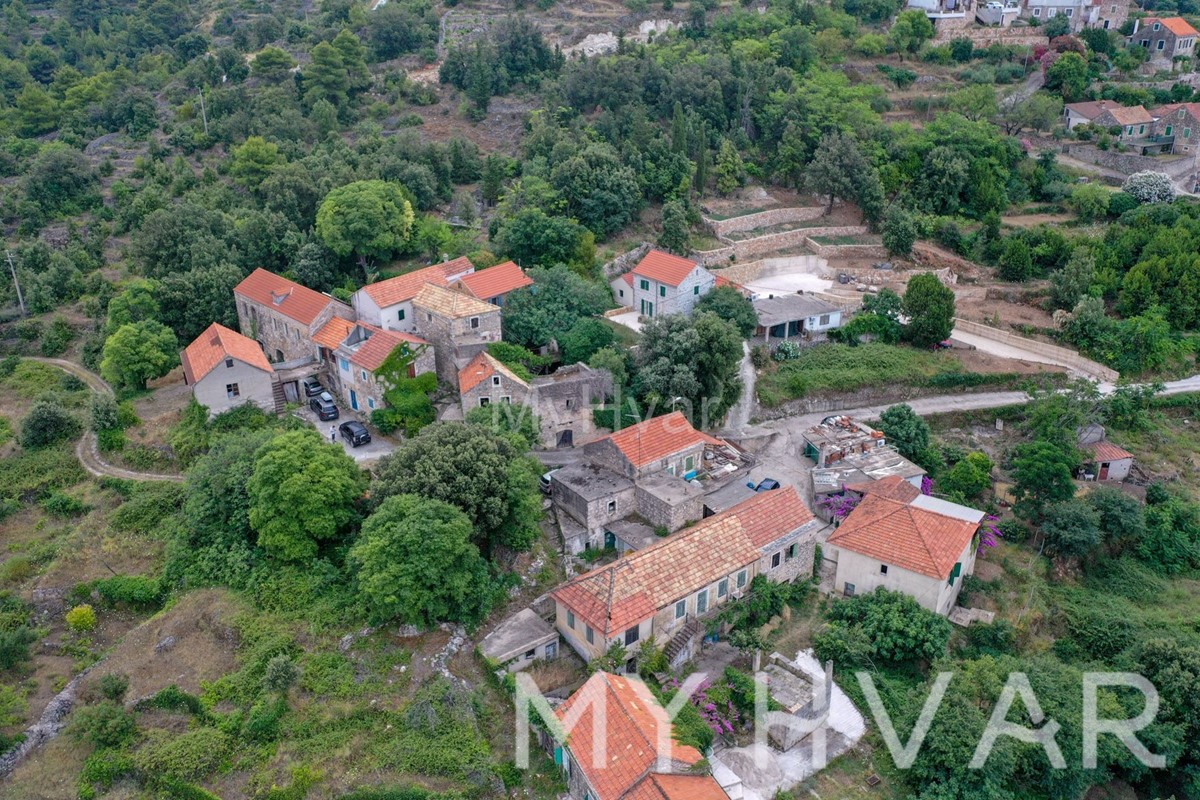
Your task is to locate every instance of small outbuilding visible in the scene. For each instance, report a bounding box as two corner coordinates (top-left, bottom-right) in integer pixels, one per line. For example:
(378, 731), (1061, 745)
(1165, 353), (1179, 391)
(479, 608), (559, 672)
(1082, 441), (1135, 482)
(753, 293), (843, 347)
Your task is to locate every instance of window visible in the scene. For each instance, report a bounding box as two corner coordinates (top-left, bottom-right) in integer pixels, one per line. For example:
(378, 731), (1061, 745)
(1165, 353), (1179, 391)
(771, 552), (781, 569)
(718, 579), (728, 598)
(737, 570), (747, 589)
(624, 626), (639, 646)
(693, 285), (700, 295)
(1139, 125), (1146, 135)
(426, 313), (432, 322)
(367, 397), (376, 409)
(565, 398), (574, 409)
(844, 582), (856, 597)
(397, 309), (405, 321)
(1032, 7), (1040, 14)
(675, 600), (686, 619)
(1127, 126), (1134, 135)
(696, 590), (708, 614)
(640, 279), (650, 291)
(567, 610), (575, 629)
(659, 285), (666, 297)
(1158, 39), (1166, 50)
(819, 314), (830, 326)
(479, 398), (490, 407)
(607, 500), (617, 514)
(1185, 127), (1193, 138)
(1063, 7), (1072, 15)
(787, 544), (797, 560)
(880, 564), (889, 575)
(361, 370), (368, 381)
(339, 357), (349, 372)
(524, 649), (536, 659)
(225, 357), (234, 368)
(1166, 125), (1174, 136)
(586, 626), (594, 644)
(470, 317), (480, 329)
(1153, 21), (1161, 30)
(500, 396), (511, 404)
(226, 383), (240, 398)
(619, 289), (625, 298)
(949, 562), (963, 587)
(492, 376), (501, 386)
(1110, 4), (1116, 10)
(685, 455), (695, 472)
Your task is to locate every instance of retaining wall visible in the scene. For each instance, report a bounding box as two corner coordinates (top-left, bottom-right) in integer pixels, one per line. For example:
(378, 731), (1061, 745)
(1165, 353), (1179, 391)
(754, 381), (1020, 421)
(703, 206), (826, 238)
(693, 225), (870, 267)
(912, 242), (974, 275)
(803, 237), (888, 260)
(952, 318), (1118, 381)
(601, 241), (652, 281)
(934, 27), (1048, 46)
(1062, 144), (1194, 178)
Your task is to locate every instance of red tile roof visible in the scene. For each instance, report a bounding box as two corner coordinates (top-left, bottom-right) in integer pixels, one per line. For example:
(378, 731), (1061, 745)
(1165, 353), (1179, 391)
(234, 268), (334, 326)
(1083, 440), (1134, 462)
(828, 492), (981, 580)
(556, 673), (706, 800)
(181, 322), (273, 385)
(842, 475), (922, 503)
(552, 487), (813, 634)
(628, 774), (730, 800)
(359, 257), (475, 308)
(312, 317), (356, 350)
(1145, 16), (1200, 36)
(1066, 101), (1153, 126)
(457, 351), (529, 394)
(349, 326), (429, 372)
(455, 260), (532, 300)
(602, 411), (716, 470)
(1152, 102), (1200, 120)
(632, 249), (702, 288)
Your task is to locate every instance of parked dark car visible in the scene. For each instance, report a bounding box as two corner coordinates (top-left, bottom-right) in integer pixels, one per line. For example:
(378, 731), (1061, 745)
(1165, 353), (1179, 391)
(302, 376), (325, 397)
(748, 478), (781, 492)
(309, 396), (339, 421)
(339, 421), (371, 447)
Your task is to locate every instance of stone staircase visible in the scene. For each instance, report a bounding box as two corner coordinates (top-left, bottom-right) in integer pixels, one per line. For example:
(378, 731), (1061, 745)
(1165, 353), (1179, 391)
(271, 381), (287, 415)
(664, 618), (702, 666)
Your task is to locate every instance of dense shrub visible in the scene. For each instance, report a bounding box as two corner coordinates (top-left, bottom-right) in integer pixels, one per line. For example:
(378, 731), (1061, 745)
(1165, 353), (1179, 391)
(814, 589), (951, 666)
(40, 491), (90, 517)
(93, 575), (164, 609)
(132, 727), (233, 784)
(66, 604), (97, 632)
(19, 400), (82, 448)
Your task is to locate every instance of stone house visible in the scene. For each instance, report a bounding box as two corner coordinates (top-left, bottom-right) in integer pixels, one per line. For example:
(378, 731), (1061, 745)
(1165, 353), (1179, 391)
(551, 463), (640, 554)
(1064, 101), (1154, 140)
(1096, 0), (1128, 31)
(412, 283), (502, 385)
(1132, 16), (1198, 65)
(1082, 440), (1134, 481)
(826, 478), (985, 616)
(752, 293), (844, 347)
(457, 351), (533, 411)
(551, 486), (818, 669)
(234, 268), (352, 367)
(1150, 102), (1200, 154)
(630, 249), (716, 318)
(1023, 0), (1100, 31)
(330, 323), (434, 414)
(453, 260), (533, 307)
(181, 322), (277, 417)
(550, 672), (731, 800)
(582, 411), (718, 480)
(350, 257), (475, 333)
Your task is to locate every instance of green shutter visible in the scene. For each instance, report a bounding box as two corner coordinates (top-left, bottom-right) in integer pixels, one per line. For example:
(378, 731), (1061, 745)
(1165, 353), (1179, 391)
(948, 562), (962, 586)
(554, 746), (563, 765)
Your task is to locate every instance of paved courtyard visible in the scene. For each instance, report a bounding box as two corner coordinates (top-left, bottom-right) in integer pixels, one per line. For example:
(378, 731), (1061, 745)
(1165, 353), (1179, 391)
(293, 404), (397, 463)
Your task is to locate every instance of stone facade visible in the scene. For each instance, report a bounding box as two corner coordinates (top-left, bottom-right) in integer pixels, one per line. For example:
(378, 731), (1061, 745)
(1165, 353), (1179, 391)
(529, 364), (613, 449)
(831, 536), (976, 616)
(1151, 104), (1200, 154)
(702, 205), (824, 238)
(236, 296), (348, 365)
(333, 340), (436, 414)
(413, 298), (502, 385)
(1133, 17), (1198, 65)
(1023, 0), (1099, 31)
(757, 533), (816, 584)
(550, 465), (638, 553)
(460, 365), (533, 412)
(634, 476), (705, 533)
(631, 263), (716, 318)
(693, 225), (870, 267)
(582, 437), (707, 481)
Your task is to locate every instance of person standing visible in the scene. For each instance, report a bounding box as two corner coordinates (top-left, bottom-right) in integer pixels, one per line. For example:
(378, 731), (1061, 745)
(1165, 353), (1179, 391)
(329, 425), (336, 442)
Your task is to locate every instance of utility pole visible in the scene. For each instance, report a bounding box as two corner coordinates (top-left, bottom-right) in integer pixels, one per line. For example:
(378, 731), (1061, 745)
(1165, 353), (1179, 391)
(5, 250), (25, 316)
(198, 87), (209, 135)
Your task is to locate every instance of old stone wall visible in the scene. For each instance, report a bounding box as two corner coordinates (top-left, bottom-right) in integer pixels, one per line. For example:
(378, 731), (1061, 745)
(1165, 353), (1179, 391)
(693, 225), (870, 267)
(703, 206), (826, 238)
(1062, 144), (1194, 178)
(911, 243), (973, 277)
(934, 26), (1048, 46)
(635, 484), (704, 532)
(803, 238), (888, 260)
(601, 242), (653, 281)
(754, 382), (1016, 421)
(952, 318), (1118, 381)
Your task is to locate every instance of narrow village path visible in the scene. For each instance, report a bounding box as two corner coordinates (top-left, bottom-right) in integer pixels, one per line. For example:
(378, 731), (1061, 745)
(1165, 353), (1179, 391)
(27, 357), (185, 483)
(726, 341), (756, 431)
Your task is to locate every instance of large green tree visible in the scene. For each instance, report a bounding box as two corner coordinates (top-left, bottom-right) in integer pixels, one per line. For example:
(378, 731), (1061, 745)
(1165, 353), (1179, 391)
(635, 311), (743, 424)
(804, 131), (883, 220)
(100, 320), (179, 390)
(559, 317), (615, 364)
(350, 495), (492, 627)
(902, 272), (956, 348)
(695, 285), (758, 338)
(373, 422), (541, 556)
(549, 143), (644, 237)
(1010, 441), (1078, 521)
(878, 404), (930, 463)
(302, 41), (350, 108)
(501, 265), (611, 349)
(315, 180), (415, 276)
(247, 430), (365, 562)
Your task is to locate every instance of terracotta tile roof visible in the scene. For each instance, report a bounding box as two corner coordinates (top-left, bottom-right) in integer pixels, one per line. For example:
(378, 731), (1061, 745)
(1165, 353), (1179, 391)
(413, 283), (499, 319)
(828, 492), (982, 580)
(455, 260), (532, 300)
(842, 475), (922, 503)
(359, 257), (475, 308)
(181, 322), (273, 385)
(602, 411), (716, 470)
(556, 673), (704, 800)
(312, 317), (356, 350)
(1150, 102), (1200, 120)
(632, 249), (702, 288)
(1145, 16), (1200, 36)
(234, 268), (334, 326)
(623, 273), (634, 286)
(552, 487), (812, 634)
(713, 274), (742, 292)
(458, 351), (529, 394)
(1066, 101), (1153, 126)
(1084, 440), (1134, 462)
(349, 326), (429, 372)
(627, 774), (730, 800)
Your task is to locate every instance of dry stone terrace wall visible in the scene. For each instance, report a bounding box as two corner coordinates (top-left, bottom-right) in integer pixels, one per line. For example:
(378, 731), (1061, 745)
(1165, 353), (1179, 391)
(702, 206), (826, 238)
(934, 27), (1048, 47)
(601, 241), (652, 281)
(1062, 144), (1195, 179)
(693, 225), (870, 267)
(803, 237), (887, 260)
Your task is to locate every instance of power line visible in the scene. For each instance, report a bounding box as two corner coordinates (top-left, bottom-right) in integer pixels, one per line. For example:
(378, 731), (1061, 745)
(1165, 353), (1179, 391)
(5, 250), (25, 316)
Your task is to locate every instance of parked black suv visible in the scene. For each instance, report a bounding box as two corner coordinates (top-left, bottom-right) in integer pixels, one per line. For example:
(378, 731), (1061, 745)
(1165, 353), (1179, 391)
(302, 376), (325, 397)
(309, 395), (339, 421)
(339, 420), (372, 447)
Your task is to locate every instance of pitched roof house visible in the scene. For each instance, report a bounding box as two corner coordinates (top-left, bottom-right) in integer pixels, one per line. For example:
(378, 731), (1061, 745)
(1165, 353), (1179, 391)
(330, 323), (434, 414)
(827, 477), (985, 615)
(1150, 102), (1200, 154)
(553, 672), (730, 800)
(630, 249), (716, 318)
(1082, 440), (1135, 481)
(454, 260), (533, 306)
(412, 283), (502, 384)
(234, 268), (350, 364)
(1063, 101), (1154, 139)
(551, 486), (818, 667)
(583, 411), (721, 479)
(181, 322), (277, 417)
(351, 257), (476, 332)
(1133, 16), (1199, 63)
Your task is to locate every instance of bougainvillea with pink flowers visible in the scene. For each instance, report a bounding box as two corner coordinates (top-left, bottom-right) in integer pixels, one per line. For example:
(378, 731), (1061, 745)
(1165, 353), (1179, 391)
(817, 491), (860, 520)
(978, 514), (1003, 553)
